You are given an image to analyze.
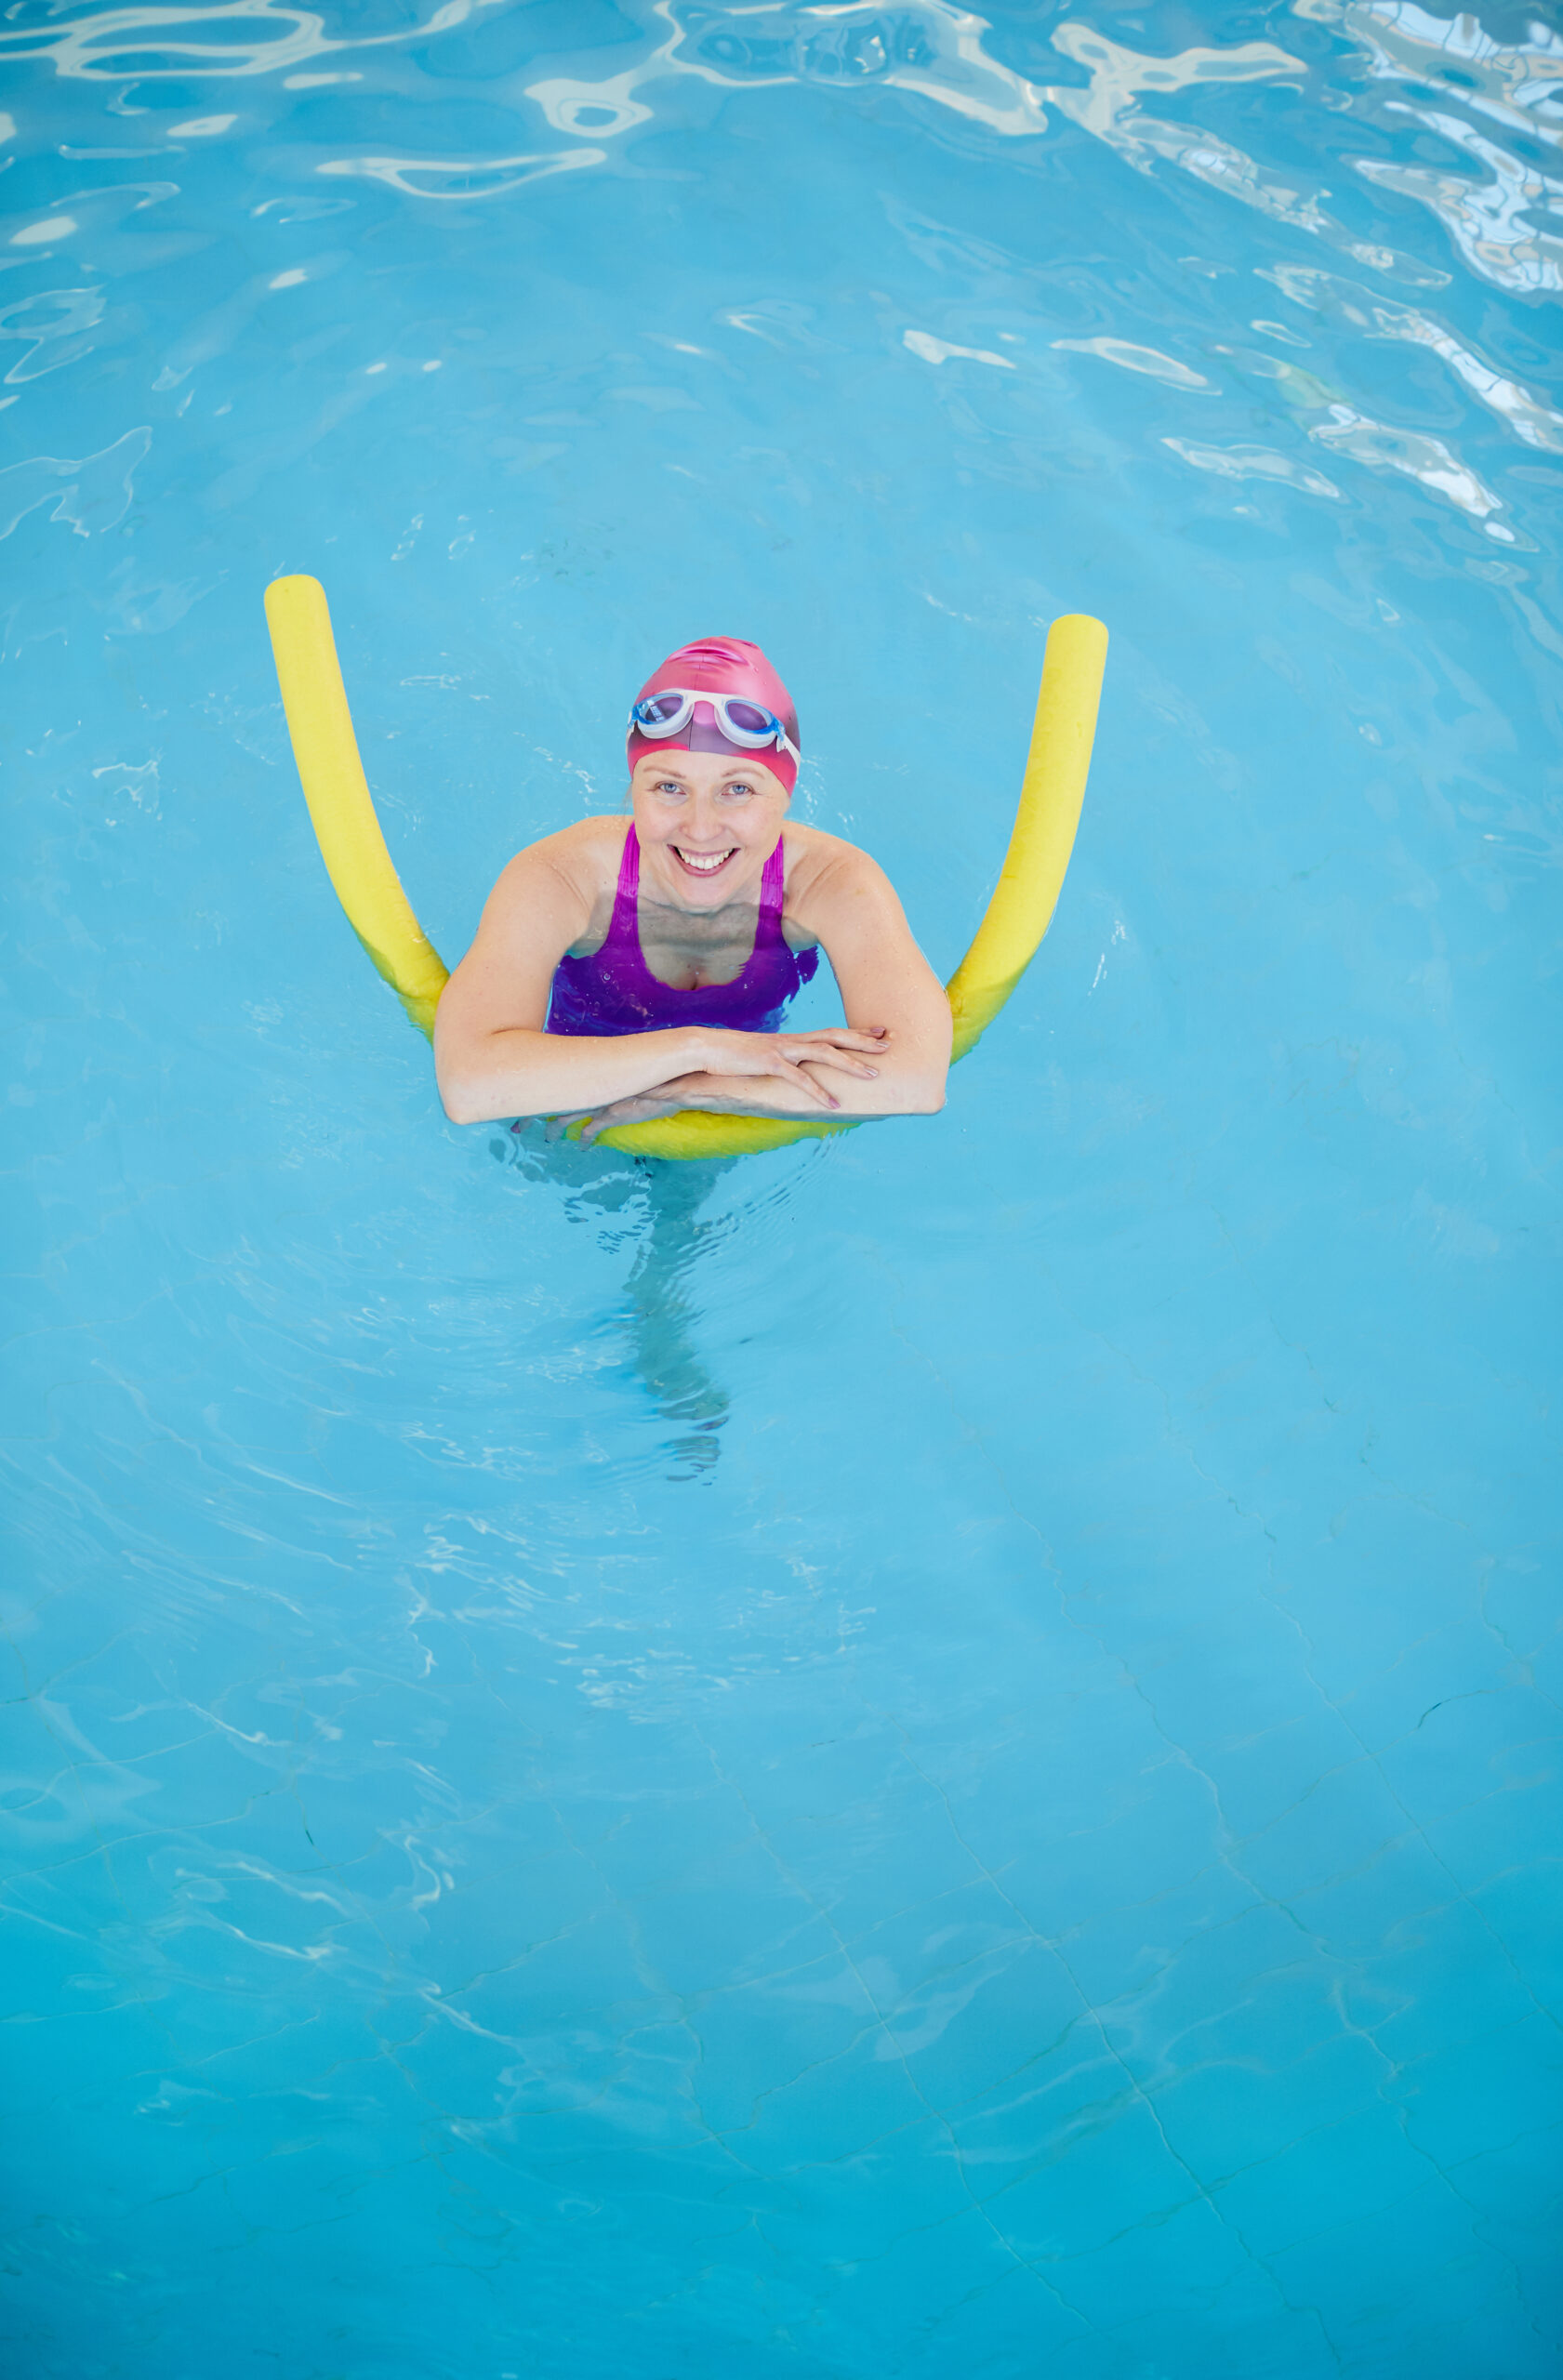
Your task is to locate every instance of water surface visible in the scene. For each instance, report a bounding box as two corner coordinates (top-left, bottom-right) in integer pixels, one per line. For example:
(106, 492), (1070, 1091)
(3, 3), (1560, 2374)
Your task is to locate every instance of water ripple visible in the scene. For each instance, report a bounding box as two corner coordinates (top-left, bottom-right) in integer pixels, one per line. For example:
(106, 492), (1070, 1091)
(3, 4), (1559, 2370)
(1163, 438), (1345, 504)
(528, 0), (1051, 143)
(316, 145), (603, 201)
(0, 0), (510, 84)
(1358, 104), (1563, 295)
(0, 284), (106, 387)
(0, 423), (151, 539)
(1309, 0), (1563, 147)
(1259, 263), (1563, 451)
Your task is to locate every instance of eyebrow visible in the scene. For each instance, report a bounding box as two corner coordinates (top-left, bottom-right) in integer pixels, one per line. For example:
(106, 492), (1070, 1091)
(649, 767), (756, 786)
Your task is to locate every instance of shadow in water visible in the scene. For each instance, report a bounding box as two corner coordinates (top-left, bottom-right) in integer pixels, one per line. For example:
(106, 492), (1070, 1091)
(496, 1123), (764, 1480)
(616, 1157), (735, 1479)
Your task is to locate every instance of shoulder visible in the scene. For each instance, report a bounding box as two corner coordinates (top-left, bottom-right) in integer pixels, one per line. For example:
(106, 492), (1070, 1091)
(781, 821), (903, 928)
(485, 814), (628, 919)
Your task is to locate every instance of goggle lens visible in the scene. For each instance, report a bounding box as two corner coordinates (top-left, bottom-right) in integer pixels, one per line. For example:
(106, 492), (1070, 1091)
(722, 700), (774, 736)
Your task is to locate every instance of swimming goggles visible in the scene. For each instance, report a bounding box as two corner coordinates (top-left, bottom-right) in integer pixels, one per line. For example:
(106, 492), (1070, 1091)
(629, 688), (801, 762)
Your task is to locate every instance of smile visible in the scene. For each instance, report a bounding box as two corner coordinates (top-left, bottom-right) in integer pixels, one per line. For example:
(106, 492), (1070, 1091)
(672, 845), (737, 878)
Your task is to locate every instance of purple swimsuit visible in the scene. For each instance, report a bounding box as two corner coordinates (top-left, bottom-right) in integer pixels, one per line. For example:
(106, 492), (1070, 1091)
(548, 825), (818, 1038)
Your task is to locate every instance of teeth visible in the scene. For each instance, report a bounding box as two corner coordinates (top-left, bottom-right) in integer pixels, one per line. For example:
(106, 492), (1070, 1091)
(678, 848), (733, 873)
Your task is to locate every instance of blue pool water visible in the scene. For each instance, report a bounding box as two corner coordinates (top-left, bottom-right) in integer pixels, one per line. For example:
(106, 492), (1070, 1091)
(4, 3), (1561, 2373)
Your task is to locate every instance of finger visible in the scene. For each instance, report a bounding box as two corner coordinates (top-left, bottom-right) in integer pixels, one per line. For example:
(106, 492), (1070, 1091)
(579, 1108), (628, 1144)
(782, 1041), (874, 1067)
(775, 1051), (832, 1096)
(792, 1031), (888, 1054)
(779, 1061), (840, 1109)
(779, 1045), (877, 1080)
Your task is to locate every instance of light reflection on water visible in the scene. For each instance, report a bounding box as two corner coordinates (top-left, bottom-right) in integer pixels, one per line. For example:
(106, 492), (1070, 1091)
(3, 1), (1560, 2374)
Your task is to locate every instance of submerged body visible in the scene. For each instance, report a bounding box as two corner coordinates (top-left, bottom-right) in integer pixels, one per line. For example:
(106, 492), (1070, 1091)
(436, 637), (952, 1140)
(548, 821), (819, 1038)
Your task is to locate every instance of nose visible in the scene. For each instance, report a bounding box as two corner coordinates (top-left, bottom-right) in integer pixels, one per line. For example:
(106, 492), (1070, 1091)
(683, 788), (730, 844)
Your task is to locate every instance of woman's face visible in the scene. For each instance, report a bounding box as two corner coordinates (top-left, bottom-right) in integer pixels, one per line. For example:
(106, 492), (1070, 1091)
(629, 748), (789, 907)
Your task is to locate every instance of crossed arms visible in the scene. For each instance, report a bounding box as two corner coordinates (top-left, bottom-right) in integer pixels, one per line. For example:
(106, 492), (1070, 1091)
(434, 828), (951, 1141)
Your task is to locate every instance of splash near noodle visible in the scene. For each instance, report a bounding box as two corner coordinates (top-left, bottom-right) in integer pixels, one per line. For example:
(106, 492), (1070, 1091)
(262, 575), (1107, 1158)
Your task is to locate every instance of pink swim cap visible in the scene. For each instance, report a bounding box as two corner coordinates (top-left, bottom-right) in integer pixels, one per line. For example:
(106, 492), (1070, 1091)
(627, 635), (799, 796)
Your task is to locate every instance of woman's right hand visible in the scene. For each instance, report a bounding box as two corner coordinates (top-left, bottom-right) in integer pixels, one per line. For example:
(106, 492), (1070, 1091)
(684, 1025), (887, 1109)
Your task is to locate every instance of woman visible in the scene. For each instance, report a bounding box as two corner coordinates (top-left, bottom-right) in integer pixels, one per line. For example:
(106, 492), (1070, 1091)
(434, 636), (952, 1143)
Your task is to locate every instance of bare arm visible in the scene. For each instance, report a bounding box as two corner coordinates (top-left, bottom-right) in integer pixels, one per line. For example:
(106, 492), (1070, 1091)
(434, 836), (676, 1122)
(433, 830), (886, 1125)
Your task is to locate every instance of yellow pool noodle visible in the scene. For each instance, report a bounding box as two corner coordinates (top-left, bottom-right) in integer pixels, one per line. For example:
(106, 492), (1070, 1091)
(264, 575), (449, 1037)
(946, 611), (1109, 1064)
(263, 578), (1106, 1159)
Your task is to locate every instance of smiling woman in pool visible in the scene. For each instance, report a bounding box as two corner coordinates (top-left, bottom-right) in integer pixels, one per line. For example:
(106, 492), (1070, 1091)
(434, 637), (953, 1144)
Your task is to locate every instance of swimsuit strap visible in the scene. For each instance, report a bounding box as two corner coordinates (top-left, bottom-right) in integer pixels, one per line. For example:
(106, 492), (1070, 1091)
(585, 819), (644, 972)
(757, 832), (786, 932)
(616, 819), (642, 917)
